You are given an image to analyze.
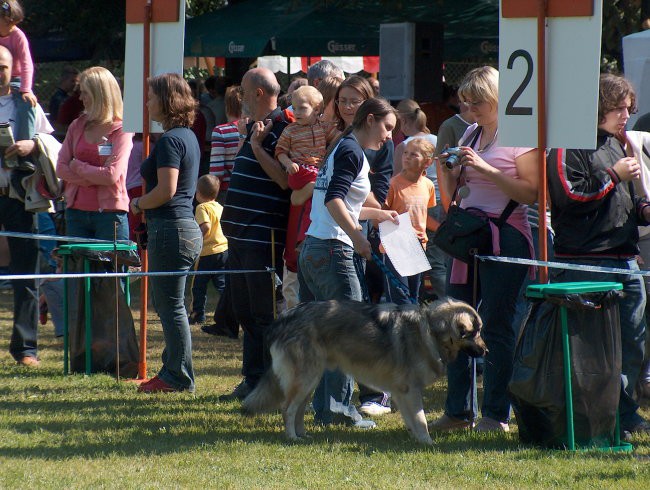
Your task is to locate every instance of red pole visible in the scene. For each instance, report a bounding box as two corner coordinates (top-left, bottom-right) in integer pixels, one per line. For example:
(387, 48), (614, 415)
(138, 0), (152, 380)
(537, 0), (548, 284)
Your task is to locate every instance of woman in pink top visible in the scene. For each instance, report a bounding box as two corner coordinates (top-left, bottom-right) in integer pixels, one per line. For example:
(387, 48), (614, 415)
(56, 66), (133, 241)
(0, 1), (36, 106)
(431, 66), (538, 433)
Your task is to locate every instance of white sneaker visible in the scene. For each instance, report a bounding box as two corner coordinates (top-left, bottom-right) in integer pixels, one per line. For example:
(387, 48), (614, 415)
(359, 401), (391, 417)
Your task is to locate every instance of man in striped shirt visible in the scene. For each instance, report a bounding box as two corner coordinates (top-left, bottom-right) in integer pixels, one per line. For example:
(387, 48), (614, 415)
(221, 68), (293, 400)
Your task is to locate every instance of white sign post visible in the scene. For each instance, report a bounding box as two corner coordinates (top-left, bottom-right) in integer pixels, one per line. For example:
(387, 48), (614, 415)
(123, 1), (185, 133)
(499, 1), (602, 149)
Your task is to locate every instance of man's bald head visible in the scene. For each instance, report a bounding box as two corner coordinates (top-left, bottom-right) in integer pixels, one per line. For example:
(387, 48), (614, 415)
(0, 45), (13, 65)
(243, 68), (280, 97)
(0, 45), (13, 94)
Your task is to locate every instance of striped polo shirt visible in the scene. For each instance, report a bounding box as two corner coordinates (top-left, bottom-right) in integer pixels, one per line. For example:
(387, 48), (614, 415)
(221, 107), (292, 247)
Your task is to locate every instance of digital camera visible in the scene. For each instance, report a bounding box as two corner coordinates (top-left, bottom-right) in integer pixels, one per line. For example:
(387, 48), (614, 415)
(443, 147), (463, 169)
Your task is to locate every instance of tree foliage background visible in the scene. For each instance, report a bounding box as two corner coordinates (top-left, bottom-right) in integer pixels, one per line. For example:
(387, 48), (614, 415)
(22, 1), (126, 61)
(602, 0), (644, 71)
(19, 0), (650, 71)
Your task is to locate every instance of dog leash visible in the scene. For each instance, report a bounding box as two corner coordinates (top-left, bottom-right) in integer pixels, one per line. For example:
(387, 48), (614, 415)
(370, 251), (418, 305)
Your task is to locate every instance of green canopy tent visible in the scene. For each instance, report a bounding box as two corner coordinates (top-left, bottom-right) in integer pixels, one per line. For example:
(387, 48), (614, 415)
(185, 0), (498, 62)
(184, 0), (312, 58)
(271, 0), (498, 61)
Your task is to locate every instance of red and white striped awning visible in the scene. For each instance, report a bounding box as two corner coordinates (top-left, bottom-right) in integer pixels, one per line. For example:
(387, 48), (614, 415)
(257, 56), (379, 74)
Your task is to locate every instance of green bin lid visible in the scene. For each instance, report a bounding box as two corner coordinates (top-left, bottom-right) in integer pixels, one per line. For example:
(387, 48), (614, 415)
(526, 281), (623, 299)
(57, 242), (137, 254)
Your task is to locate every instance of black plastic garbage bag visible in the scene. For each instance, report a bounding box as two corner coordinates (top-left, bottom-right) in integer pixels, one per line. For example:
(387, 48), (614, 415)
(63, 248), (140, 378)
(509, 291), (622, 448)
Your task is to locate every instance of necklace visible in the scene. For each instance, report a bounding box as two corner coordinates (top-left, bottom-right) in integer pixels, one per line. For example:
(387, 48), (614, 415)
(477, 128), (498, 153)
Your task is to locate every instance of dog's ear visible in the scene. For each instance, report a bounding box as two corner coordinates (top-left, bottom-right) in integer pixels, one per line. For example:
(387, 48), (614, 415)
(456, 309), (482, 339)
(425, 299), (478, 332)
(423, 298), (452, 334)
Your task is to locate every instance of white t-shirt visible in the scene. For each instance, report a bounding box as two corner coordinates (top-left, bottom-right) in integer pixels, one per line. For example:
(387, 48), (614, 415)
(307, 135), (370, 247)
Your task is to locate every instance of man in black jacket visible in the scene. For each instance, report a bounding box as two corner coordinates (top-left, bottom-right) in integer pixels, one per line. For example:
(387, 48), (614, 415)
(547, 74), (650, 439)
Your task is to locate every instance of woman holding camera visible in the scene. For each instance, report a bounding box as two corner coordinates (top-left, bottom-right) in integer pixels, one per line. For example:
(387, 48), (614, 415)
(432, 66), (538, 432)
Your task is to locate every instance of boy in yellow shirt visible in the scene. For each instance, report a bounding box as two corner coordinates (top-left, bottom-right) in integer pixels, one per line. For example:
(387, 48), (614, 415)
(189, 175), (229, 324)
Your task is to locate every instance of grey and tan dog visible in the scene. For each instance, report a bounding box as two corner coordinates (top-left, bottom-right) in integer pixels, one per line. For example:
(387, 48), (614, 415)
(242, 298), (485, 444)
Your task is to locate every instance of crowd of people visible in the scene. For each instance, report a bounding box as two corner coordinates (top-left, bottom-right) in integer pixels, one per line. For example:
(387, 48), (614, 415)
(0, 2), (649, 440)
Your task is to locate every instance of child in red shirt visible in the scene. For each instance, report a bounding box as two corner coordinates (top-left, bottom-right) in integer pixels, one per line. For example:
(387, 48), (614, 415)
(275, 85), (337, 308)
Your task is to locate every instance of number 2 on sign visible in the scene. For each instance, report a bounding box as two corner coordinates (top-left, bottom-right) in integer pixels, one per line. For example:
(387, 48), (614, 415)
(505, 49), (533, 116)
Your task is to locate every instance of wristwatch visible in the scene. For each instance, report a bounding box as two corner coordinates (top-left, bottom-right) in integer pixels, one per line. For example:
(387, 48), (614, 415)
(132, 197), (142, 213)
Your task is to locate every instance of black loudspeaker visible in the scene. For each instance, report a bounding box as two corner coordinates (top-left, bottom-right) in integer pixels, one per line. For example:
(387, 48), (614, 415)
(379, 22), (443, 103)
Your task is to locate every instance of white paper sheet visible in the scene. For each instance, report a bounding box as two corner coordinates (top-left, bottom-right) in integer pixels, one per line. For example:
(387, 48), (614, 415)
(379, 212), (431, 277)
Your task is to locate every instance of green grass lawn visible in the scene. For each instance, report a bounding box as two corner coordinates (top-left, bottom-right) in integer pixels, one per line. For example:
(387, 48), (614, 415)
(0, 287), (649, 489)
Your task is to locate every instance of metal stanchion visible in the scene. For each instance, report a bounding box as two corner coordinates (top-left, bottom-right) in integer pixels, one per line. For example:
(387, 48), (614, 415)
(469, 253), (479, 430)
(63, 255), (69, 375)
(113, 222), (120, 381)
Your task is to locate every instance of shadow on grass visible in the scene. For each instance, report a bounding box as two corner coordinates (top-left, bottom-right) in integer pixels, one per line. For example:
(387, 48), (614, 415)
(0, 388), (524, 460)
(1, 387), (648, 464)
(3, 389), (643, 461)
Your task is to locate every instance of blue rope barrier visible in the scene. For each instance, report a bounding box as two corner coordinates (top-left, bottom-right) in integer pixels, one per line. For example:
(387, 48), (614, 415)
(475, 255), (650, 277)
(0, 268), (275, 282)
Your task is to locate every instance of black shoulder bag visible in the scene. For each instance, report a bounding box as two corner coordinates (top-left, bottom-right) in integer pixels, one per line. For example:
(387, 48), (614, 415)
(433, 128), (518, 263)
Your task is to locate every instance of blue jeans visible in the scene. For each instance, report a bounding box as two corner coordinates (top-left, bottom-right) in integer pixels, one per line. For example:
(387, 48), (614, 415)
(298, 236), (364, 424)
(425, 204), (449, 301)
(445, 224), (530, 423)
(65, 209), (129, 242)
(512, 227), (554, 335)
(551, 257), (647, 430)
(191, 250), (228, 316)
(148, 218), (202, 391)
(41, 279), (64, 337)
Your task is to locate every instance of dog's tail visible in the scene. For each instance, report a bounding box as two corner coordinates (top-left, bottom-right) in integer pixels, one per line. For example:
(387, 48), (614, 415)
(241, 371), (284, 414)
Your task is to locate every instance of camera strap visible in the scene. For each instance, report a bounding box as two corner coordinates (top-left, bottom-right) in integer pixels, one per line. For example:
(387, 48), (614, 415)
(451, 126), (482, 204)
(450, 125), (518, 226)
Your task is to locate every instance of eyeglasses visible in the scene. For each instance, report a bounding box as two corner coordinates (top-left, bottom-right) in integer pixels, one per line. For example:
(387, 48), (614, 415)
(463, 100), (486, 108)
(336, 98), (364, 108)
